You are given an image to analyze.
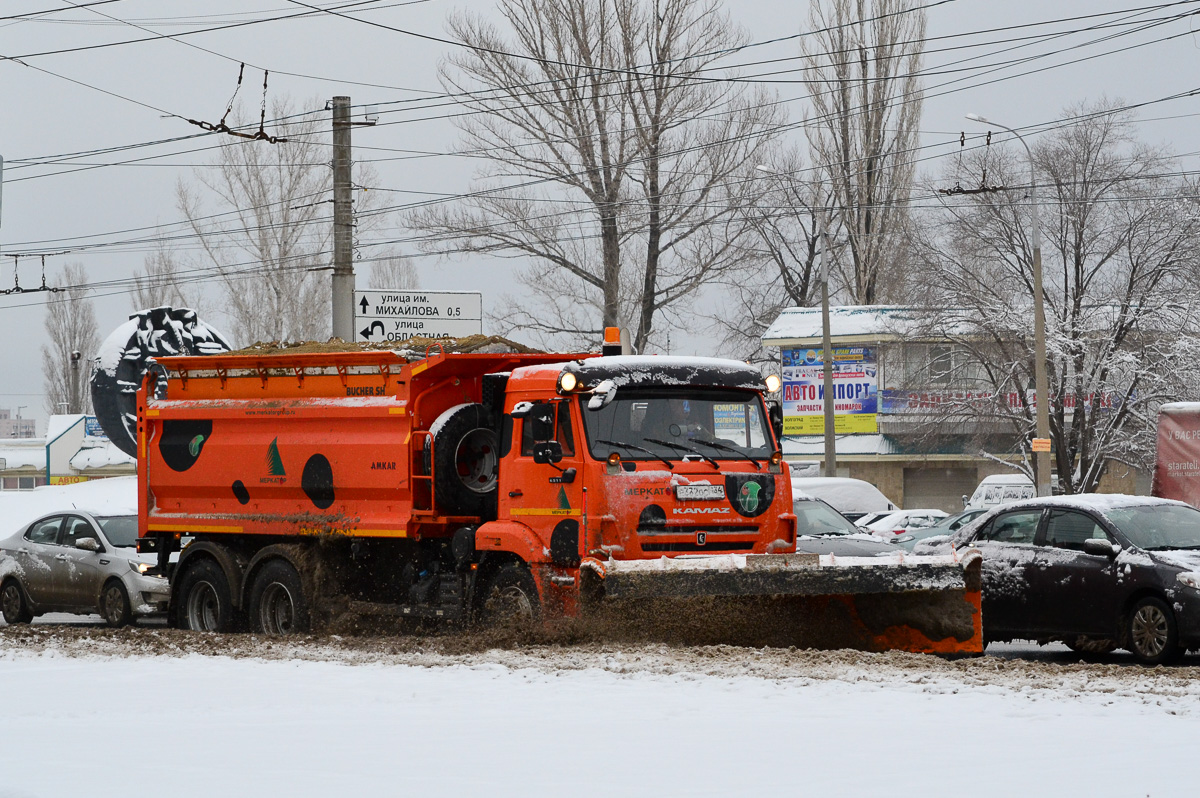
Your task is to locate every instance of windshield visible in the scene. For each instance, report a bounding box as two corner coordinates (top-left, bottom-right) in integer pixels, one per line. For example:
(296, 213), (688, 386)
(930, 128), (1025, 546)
(96, 515), (138, 548)
(581, 388), (771, 462)
(1107, 504), (1200, 550)
(794, 499), (860, 537)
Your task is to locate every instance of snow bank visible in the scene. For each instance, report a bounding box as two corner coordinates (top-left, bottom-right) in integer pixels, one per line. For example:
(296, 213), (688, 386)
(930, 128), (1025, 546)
(0, 645), (1195, 798)
(0, 476), (137, 534)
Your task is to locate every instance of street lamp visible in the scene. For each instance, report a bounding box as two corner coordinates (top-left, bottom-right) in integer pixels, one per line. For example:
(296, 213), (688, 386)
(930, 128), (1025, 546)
(755, 165), (837, 477)
(965, 113), (1052, 497)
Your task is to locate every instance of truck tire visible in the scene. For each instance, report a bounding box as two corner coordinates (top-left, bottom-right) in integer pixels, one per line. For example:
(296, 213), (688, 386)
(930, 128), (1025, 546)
(175, 559), (236, 633)
(248, 559), (311, 635)
(427, 404), (499, 516)
(479, 564), (541, 626)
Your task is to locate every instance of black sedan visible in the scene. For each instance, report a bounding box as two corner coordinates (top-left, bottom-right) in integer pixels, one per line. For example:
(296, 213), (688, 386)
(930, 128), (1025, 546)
(915, 495), (1200, 664)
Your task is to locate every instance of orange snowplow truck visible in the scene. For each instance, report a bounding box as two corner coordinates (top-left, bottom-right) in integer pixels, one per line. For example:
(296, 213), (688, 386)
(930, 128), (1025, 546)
(136, 336), (981, 652)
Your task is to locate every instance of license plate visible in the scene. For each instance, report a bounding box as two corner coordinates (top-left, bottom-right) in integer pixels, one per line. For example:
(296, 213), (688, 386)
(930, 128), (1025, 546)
(675, 484), (726, 501)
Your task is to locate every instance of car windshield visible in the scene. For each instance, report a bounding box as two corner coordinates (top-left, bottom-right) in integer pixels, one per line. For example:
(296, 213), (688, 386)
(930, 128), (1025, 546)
(794, 500), (860, 537)
(1107, 504), (1200, 551)
(581, 388), (771, 462)
(95, 515), (138, 548)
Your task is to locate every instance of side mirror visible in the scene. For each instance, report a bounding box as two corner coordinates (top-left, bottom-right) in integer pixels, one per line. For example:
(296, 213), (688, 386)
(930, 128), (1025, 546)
(1082, 538), (1120, 558)
(587, 379), (618, 410)
(75, 538), (101, 553)
(532, 441), (564, 465)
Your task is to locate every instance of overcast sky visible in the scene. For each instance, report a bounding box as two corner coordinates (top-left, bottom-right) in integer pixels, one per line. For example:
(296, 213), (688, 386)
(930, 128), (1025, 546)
(2, 0), (1196, 432)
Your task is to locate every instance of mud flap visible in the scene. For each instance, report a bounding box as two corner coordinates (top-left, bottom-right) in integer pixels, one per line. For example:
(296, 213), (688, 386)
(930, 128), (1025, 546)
(582, 551), (983, 655)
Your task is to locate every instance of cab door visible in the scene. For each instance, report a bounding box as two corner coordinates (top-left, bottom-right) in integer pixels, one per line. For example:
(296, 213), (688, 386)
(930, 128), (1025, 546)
(500, 399), (584, 559)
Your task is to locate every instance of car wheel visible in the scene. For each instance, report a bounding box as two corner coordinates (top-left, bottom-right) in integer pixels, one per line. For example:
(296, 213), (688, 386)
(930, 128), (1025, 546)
(1127, 597), (1181, 666)
(100, 580), (132, 628)
(479, 564), (541, 626)
(175, 559), (235, 633)
(248, 560), (310, 635)
(1, 579), (33, 624)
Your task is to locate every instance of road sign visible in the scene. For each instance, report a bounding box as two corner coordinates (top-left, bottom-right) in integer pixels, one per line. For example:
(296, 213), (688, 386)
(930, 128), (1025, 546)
(354, 290), (483, 343)
(1031, 437), (1052, 452)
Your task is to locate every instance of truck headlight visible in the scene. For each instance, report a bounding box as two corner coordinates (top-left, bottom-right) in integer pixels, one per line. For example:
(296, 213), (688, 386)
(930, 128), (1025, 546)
(558, 371), (578, 393)
(765, 374), (781, 393)
(1177, 572), (1200, 591)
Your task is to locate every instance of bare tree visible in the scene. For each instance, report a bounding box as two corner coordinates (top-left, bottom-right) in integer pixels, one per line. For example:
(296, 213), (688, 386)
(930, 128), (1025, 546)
(129, 239), (205, 314)
(911, 102), (1200, 493)
(410, 0), (781, 352)
(42, 263), (98, 415)
(178, 97), (386, 344)
(367, 256), (420, 290)
(802, 0), (925, 304)
(714, 146), (840, 363)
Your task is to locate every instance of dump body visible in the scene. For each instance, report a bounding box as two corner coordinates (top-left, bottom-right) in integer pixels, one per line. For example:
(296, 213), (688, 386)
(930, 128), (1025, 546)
(136, 345), (981, 653)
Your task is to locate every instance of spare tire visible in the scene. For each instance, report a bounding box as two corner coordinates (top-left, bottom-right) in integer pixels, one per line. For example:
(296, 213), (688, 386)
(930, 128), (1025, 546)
(426, 403), (499, 517)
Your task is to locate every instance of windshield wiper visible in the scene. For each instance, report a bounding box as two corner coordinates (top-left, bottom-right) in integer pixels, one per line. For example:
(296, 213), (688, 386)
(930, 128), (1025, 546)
(691, 438), (761, 470)
(1144, 544), (1200, 551)
(643, 437), (720, 470)
(595, 438), (673, 470)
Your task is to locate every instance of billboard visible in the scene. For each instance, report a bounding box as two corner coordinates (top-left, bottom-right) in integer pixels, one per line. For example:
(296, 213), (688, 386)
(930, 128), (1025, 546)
(780, 347), (878, 435)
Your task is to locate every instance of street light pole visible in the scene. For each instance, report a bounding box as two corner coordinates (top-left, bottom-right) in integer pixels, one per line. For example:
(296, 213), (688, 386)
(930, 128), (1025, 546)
(756, 164), (837, 476)
(966, 113), (1052, 497)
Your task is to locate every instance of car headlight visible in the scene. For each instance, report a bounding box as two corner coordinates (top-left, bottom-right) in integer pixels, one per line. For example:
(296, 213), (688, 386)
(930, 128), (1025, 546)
(1176, 572), (1200, 591)
(129, 561), (152, 575)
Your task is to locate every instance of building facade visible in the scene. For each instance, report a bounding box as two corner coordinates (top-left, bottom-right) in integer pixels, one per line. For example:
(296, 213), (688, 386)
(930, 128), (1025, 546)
(0, 414), (134, 491)
(0, 408), (36, 439)
(762, 305), (1146, 511)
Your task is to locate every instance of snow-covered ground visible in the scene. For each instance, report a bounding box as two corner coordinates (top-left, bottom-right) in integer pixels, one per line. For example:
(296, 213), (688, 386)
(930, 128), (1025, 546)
(1, 626), (1196, 797)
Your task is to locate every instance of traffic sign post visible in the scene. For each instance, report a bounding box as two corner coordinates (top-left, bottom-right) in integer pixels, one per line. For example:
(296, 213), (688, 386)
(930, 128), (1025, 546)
(354, 290), (483, 343)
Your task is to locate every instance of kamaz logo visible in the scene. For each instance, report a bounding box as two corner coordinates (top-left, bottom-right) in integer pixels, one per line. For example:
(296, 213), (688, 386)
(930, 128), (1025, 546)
(672, 507), (727, 515)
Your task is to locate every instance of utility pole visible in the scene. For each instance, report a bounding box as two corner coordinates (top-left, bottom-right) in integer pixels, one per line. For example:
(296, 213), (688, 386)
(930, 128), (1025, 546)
(819, 217), (837, 478)
(70, 350), (82, 414)
(331, 96), (354, 341)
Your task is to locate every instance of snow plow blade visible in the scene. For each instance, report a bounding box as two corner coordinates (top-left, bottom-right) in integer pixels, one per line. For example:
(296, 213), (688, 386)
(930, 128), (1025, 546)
(581, 551), (982, 655)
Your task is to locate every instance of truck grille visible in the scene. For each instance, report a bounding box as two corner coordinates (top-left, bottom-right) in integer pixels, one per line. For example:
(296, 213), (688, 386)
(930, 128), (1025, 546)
(641, 540), (756, 552)
(637, 525), (759, 553)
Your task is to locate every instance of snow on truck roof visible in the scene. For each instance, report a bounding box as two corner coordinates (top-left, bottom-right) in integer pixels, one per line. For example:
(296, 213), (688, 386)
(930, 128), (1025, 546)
(564, 355), (765, 391)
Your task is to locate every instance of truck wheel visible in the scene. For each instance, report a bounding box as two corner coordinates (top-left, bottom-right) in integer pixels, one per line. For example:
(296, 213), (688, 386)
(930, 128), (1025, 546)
(479, 564), (541, 625)
(248, 560), (311, 635)
(1127, 597), (1182, 665)
(100, 580), (132, 628)
(427, 404), (499, 516)
(1, 579), (33, 624)
(176, 559), (235, 633)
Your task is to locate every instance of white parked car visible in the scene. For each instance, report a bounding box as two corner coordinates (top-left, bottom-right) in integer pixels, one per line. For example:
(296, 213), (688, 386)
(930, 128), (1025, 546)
(964, 474), (1035, 510)
(861, 509), (949, 538)
(789, 476), (898, 523)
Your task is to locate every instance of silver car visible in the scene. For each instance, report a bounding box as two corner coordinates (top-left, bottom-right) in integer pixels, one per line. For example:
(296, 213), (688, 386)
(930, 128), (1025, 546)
(0, 512), (169, 627)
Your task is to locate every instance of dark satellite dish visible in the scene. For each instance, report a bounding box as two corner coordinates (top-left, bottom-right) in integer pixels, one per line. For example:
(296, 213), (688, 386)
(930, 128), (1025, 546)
(91, 307), (232, 457)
